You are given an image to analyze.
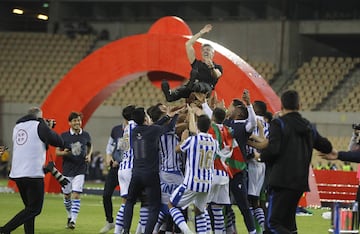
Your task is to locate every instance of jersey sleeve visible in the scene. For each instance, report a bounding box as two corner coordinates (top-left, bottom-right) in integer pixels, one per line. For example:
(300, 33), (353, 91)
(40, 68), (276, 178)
(180, 136), (192, 152)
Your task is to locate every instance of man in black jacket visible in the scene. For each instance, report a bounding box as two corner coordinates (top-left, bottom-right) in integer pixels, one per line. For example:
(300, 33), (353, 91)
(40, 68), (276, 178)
(161, 24), (223, 102)
(122, 107), (179, 234)
(259, 90), (333, 234)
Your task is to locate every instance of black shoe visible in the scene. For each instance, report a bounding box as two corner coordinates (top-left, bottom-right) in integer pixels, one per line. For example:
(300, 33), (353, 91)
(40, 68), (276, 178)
(68, 221), (75, 230)
(161, 79), (171, 101)
(65, 218), (71, 229)
(0, 227), (9, 234)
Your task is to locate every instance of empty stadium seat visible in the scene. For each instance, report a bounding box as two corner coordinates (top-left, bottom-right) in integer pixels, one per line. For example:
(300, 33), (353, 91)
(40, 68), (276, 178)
(0, 32), (96, 104)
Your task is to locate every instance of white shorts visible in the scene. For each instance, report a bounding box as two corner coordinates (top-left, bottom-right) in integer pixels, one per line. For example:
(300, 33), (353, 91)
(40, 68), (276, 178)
(118, 168), (132, 197)
(247, 159), (266, 196)
(160, 171), (184, 204)
(62, 174), (85, 194)
(207, 174), (230, 205)
(170, 184), (209, 212)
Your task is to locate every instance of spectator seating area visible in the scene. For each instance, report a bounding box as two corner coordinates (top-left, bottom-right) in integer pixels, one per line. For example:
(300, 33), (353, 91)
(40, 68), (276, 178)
(0, 32), (95, 103)
(247, 61), (278, 84)
(288, 56), (360, 111)
(102, 75), (184, 108)
(335, 81), (360, 112)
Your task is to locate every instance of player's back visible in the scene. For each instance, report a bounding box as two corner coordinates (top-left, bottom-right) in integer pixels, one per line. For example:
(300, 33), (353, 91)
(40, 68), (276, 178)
(181, 132), (218, 193)
(119, 120), (136, 170)
(159, 132), (183, 173)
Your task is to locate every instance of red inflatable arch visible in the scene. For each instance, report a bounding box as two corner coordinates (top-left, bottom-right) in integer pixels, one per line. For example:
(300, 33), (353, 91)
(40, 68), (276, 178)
(8, 16), (280, 193)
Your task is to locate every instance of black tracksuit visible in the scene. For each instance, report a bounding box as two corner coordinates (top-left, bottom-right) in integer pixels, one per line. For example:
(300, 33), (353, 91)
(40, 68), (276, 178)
(338, 150), (360, 163)
(103, 125), (123, 224)
(260, 112), (332, 234)
(122, 115), (178, 234)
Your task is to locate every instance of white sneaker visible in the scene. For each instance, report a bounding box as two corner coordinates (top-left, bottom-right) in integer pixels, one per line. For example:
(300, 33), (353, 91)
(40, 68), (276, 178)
(99, 222), (115, 233)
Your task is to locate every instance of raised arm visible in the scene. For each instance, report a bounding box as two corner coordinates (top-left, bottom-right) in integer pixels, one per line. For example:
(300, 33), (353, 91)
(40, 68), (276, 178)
(185, 24), (212, 64)
(243, 90), (256, 133)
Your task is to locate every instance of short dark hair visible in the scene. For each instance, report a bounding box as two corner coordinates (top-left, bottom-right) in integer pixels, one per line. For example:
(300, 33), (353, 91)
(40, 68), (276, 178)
(68, 112), (82, 122)
(132, 107), (146, 125)
(264, 111), (273, 122)
(197, 114), (211, 133)
(232, 99), (244, 107)
(213, 108), (226, 124)
(122, 105), (136, 121)
(253, 100), (267, 116)
(281, 90), (300, 110)
(147, 105), (163, 122)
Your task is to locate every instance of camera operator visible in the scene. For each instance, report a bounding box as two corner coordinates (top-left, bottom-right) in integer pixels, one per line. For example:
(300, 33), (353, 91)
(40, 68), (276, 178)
(349, 123), (360, 152)
(350, 123), (360, 224)
(0, 107), (64, 234)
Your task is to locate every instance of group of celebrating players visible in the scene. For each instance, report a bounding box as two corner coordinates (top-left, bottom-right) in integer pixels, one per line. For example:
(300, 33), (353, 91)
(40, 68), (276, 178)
(105, 24), (270, 234)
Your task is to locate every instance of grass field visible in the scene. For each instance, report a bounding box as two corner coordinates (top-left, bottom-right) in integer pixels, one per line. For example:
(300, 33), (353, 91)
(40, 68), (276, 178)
(0, 179), (332, 233)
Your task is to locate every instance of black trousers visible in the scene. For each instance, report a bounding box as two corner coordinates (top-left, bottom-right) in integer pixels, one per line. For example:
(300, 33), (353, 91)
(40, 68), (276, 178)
(102, 165), (119, 223)
(123, 171), (161, 234)
(1, 178), (44, 234)
(229, 171), (256, 232)
(266, 187), (303, 234)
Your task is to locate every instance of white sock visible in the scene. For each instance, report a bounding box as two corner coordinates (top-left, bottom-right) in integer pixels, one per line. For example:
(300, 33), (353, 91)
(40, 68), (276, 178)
(212, 207), (224, 234)
(71, 199), (80, 223)
(114, 204), (125, 233)
(169, 207), (192, 234)
(140, 206), (149, 233)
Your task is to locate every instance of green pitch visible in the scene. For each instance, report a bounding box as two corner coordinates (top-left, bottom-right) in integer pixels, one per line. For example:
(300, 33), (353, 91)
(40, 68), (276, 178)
(0, 192), (332, 233)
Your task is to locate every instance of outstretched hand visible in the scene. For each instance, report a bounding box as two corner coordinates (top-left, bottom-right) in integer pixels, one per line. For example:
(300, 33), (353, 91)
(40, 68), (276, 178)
(318, 149), (339, 160)
(200, 24), (212, 34)
(242, 89), (251, 105)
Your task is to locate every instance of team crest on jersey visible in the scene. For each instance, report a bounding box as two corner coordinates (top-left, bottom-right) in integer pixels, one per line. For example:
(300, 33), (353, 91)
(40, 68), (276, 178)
(70, 142), (82, 156)
(136, 133), (142, 140)
(15, 129), (28, 145)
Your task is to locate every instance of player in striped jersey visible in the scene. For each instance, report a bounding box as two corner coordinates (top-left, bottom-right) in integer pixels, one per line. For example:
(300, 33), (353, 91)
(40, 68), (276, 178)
(246, 100), (269, 233)
(114, 105), (136, 234)
(147, 103), (185, 234)
(207, 107), (234, 234)
(169, 111), (219, 234)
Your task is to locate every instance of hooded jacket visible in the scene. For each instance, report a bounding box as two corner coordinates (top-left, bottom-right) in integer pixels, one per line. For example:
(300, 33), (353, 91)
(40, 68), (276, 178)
(260, 112), (332, 192)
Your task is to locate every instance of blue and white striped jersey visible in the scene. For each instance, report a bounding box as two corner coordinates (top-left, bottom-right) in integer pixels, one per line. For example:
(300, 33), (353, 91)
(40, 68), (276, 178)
(119, 120), (136, 170)
(180, 132), (218, 193)
(159, 131), (184, 174)
(247, 115), (270, 156)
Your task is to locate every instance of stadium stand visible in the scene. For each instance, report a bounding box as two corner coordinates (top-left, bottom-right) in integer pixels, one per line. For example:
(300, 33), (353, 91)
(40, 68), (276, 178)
(0, 32), (95, 103)
(247, 61), (278, 84)
(0, 31), (183, 107)
(286, 56), (359, 111)
(102, 75), (185, 108)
